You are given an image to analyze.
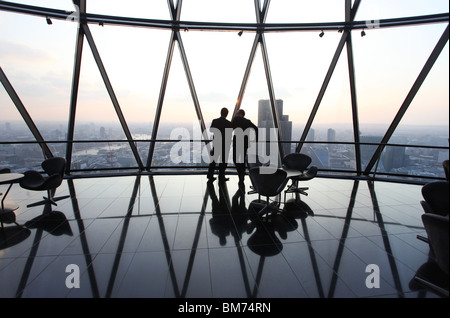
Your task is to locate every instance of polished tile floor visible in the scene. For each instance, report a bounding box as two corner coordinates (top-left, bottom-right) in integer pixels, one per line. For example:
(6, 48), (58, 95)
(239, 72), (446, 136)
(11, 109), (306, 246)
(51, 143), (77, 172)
(0, 174), (447, 298)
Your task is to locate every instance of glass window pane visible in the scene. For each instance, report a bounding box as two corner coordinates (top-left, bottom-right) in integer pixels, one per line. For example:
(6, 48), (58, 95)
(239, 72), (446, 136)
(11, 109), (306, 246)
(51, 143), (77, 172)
(4, 0), (74, 10)
(266, 0), (344, 23)
(87, 0), (170, 20)
(356, 0), (449, 21)
(181, 0), (256, 23)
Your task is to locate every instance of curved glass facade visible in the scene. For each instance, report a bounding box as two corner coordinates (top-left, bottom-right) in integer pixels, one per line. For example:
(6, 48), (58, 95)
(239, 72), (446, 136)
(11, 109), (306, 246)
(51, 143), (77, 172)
(0, 0), (448, 182)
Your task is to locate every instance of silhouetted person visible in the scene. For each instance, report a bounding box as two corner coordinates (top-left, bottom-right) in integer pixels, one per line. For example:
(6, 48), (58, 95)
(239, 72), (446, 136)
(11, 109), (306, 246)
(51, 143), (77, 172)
(207, 180), (232, 246)
(232, 109), (258, 184)
(207, 107), (232, 183)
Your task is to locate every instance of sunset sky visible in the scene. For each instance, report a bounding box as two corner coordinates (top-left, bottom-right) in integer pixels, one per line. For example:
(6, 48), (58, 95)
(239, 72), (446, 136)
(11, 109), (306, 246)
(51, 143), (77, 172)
(1, 0), (448, 134)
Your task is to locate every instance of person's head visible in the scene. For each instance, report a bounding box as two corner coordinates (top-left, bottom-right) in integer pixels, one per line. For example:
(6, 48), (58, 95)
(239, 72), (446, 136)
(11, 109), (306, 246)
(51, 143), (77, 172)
(236, 109), (245, 117)
(220, 107), (229, 117)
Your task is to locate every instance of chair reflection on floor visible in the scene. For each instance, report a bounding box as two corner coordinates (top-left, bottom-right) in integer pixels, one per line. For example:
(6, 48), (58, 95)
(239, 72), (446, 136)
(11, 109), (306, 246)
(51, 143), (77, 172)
(0, 225), (31, 250)
(24, 204), (73, 237)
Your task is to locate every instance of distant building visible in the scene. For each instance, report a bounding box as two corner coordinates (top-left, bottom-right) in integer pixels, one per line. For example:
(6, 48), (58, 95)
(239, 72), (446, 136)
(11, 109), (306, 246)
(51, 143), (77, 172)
(360, 135), (383, 166)
(327, 128), (336, 142)
(258, 99), (292, 156)
(306, 128), (315, 142)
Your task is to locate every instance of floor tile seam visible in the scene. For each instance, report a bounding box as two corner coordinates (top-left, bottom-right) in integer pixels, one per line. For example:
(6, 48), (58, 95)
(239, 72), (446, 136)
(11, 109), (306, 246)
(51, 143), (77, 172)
(13, 253), (61, 298)
(292, 239), (359, 298)
(89, 215), (140, 256)
(234, 239), (263, 298)
(106, 247), (141, 298)
(335, 237), (413, 293)
(364, 234), (429, 273)
(204, 242), (214, 298)
(132, 214), (155, 254)
(276, 244), (315, 298)
(0, 227), (67, 265)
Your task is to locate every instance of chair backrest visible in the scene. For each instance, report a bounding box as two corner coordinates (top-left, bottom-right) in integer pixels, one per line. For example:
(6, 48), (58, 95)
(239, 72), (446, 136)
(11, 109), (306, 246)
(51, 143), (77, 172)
(443, 159), (449, 181)
(42, 157), (66, 177)
(282, 153), (312, 172)
(421, 181), (449, 216)
(248, 167), (288, 197)
(304, 165), (318, 179)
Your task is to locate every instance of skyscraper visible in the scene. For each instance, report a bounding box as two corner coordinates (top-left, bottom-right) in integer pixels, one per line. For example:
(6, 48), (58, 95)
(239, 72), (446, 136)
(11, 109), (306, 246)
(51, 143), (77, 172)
(258, 99), (293, 156)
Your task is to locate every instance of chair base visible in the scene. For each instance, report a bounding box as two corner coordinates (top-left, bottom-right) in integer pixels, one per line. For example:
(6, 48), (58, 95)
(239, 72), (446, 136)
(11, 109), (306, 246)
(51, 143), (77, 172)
(250, 198), (283, 218)
(416, 234), (429, 243)
(284, 182), (309, 204)
(413, 275), (449, 297)
(27, 195), (70, 208)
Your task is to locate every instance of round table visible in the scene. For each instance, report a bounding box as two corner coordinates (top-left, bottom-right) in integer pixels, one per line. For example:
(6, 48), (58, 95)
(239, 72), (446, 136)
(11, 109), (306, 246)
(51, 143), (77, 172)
(1, 173), (24, 227)
(0, 173), (24, 185)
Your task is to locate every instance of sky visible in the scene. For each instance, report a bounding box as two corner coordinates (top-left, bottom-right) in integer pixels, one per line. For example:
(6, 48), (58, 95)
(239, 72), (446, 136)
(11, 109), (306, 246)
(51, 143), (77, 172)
(0, 0), (449, 134)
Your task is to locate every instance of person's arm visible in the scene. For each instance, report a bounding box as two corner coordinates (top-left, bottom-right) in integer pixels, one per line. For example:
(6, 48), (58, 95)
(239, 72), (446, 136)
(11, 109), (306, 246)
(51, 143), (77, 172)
(250, 120), (258, 140)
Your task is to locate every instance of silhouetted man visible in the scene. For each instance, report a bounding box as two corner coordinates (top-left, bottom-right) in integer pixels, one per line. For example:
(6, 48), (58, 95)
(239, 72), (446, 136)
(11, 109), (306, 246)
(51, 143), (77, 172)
(207, 107), (232, 183)
(232, 109), (258, 184)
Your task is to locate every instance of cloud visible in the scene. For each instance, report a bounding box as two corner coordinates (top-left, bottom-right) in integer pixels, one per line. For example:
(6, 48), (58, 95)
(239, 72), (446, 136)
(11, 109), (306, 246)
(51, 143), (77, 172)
(0, 40), (54, 65)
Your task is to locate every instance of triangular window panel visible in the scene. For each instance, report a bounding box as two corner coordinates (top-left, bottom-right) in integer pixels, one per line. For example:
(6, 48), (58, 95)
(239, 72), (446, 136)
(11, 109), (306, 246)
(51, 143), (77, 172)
(352, 25), (441, 171)
(238, 41), (278, 164)
(308, 37), (355, 172)
(386, 25), (449, 179)
(265, 31), (343, 157)
(182, 31), (253, 130)
(0, 12), (76, 167)
(89, 24), (170, 166)
(72, 35), (138, 173)
(152, 37), (203, 169)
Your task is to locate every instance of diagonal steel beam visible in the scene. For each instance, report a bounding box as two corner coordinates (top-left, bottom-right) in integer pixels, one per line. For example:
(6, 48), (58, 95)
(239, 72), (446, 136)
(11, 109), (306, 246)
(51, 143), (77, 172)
(66, 0), (85, 174)
(260, 34), (284, 160)
(345, 0), (362, 175)
(255, 0), (284, 159)
(346, 33), (362, 175)
(0, 66), (53, 159)
(82, 23), (144, 170)
(232, 0), (271, 119)
(146, 32), (177, 169)
(364, 24), (449, 175)
(232, 33), (261, 119)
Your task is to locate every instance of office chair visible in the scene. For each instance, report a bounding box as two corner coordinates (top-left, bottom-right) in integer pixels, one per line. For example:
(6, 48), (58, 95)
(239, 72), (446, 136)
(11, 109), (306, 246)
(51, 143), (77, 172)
(417, 181), (449, 243)
(443, 159), (449, 181)
(20, 157), (70, 208)
(412, 181), (449, 296)
(282, 153), (317, 202)
(413, 212), (449, 297)
(248, 166), (289, 218)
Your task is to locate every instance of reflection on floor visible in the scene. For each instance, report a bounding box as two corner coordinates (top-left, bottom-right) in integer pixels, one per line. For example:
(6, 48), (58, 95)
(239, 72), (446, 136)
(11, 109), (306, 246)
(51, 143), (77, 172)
(0, 174), (447, 298)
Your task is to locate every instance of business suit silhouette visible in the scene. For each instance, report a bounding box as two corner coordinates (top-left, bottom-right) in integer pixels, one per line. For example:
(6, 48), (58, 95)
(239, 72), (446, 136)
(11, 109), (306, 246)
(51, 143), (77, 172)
(232, 109), (258, 184)
(207, 108), (232, 182)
